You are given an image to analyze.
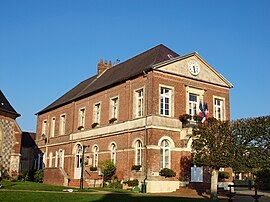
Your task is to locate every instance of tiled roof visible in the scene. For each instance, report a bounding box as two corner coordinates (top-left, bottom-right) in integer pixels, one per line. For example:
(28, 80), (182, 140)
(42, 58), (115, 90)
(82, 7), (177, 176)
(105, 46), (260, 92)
(37, 44), (179, 115)
(0, 90), (20, 117)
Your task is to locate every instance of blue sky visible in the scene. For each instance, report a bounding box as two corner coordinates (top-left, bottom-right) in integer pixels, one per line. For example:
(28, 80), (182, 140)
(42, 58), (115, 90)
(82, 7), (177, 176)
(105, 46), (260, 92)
(1, 0), (270, 132)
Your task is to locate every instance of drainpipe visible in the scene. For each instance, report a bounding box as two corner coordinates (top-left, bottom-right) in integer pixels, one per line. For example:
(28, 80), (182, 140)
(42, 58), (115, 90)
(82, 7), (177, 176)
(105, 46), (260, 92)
(143, 70), (150, 192)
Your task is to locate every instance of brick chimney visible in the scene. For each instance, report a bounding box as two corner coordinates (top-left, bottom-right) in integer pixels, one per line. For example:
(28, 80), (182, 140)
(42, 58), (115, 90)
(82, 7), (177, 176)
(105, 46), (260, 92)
(97, 59), (112, 76)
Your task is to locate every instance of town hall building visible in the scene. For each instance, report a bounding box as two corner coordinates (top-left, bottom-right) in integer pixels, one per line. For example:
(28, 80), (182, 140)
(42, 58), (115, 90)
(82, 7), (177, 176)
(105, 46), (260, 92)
(36, 44), (233, 192)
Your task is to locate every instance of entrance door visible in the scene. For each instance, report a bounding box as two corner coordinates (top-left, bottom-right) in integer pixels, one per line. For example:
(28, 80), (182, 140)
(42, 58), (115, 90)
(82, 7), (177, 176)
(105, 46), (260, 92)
(74, 144), (83, 179)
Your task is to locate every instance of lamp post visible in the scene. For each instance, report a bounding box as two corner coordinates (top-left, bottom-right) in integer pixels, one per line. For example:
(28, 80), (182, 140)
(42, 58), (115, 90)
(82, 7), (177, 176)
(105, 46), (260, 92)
(80, 145), (89, 189)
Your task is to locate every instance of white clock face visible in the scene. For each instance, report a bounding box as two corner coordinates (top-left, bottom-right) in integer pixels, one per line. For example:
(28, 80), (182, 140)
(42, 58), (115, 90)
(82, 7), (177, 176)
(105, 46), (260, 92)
(188, 60), (200, 76)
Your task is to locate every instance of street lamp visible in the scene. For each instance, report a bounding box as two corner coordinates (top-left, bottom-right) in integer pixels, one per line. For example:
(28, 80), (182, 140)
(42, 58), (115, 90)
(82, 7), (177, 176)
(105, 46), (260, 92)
(80, 145), (89, 189)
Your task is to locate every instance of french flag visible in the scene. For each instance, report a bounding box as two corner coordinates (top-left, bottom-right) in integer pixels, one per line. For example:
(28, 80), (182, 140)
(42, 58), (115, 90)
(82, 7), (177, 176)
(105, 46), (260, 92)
(198, 102), (209, 123)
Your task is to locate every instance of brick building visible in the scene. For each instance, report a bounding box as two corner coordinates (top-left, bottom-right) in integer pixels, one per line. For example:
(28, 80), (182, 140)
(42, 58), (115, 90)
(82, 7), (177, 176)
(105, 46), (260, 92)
(0, 90), (22, 177)
(36, 44), (233, 192)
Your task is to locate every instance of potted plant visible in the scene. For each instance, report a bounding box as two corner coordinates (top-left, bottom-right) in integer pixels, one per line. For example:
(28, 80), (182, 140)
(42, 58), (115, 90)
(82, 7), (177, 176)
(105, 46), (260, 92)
(90, 166), (98, 171)
(78, 125), (84, 130)
(218, 171), (229, 181)
(159, 168), (176, 178)
(131, 165), (141, 172)
(91, 122), (99, 128)
(109, 117), (117, 124)
(179, 114), (192, 128)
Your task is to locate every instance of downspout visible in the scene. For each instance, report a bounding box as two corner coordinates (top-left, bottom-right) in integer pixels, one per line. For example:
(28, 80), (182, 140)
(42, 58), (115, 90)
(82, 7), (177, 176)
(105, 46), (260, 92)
(143, 69), (150, 188)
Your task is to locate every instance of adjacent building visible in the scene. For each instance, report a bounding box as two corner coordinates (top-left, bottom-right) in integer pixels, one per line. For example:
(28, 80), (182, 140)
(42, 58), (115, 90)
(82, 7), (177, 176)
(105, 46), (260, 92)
(0, 90), (22, 177)
(36, 44), (233, 192)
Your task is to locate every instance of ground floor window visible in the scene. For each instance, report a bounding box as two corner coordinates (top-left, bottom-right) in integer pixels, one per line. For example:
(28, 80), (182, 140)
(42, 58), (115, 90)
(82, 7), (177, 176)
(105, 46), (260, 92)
(160, 139), (170, 169)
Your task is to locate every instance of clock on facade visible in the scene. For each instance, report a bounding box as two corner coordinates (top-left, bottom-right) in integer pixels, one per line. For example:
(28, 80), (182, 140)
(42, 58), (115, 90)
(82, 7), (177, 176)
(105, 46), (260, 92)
(188, 60), (200, 76)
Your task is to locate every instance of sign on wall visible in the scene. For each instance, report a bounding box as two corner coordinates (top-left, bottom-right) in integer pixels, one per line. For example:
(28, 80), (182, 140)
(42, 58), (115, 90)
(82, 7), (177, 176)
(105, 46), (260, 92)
(191, 166), (203, 182)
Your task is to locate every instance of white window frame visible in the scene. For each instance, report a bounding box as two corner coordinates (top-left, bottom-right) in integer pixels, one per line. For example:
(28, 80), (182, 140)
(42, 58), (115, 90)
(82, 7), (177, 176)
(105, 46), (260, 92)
(78, 107), (86, 129)
(135, 89), (144, 118)
(55, 151), (58, 167)
(93, 145), (99, 167)
(188, 93), (199, 117)
(159, 85), (174, 117)
(59, 114), (66, 135)
(160, 139), (171, 169)
(110, 143), (117, 164)
(58, 149), (65, 168)
(49, 152), (53, 168)
(110, 96), (119, 120)
(41, 119), (47, 137)
(186, 86), (205, 118)
(213, 96), (225, 121)
(50, 117), (56, 137)
(135, 140), (142, 166)
(93, 102), (101, 124)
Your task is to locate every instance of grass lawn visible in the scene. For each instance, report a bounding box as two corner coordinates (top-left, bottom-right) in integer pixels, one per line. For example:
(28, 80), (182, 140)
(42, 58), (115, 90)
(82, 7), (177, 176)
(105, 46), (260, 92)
(0, 180), (222, 202)
(0, 190), (221, 202)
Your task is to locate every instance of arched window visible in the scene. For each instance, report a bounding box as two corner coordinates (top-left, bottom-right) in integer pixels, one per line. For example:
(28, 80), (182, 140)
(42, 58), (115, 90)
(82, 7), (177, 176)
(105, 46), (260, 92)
(59, 149), (65, 168)
(49, 152), (53, 168)
(55, 151), (59, 167)
(160, 139), (171, 169)
(93, 145), (99, 167)
(135, 140), (142, 166)
(110, 143), (116, 164)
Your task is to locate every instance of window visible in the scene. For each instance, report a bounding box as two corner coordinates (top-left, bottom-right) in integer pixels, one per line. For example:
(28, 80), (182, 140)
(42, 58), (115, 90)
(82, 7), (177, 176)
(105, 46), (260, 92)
(49, 152), (53, 168)
(93, 146), (99, 167)
(110, 97), (119, 119)
(135, 140), (142, 166)
(93, 103), (101, 124)
(135, 89), (144, 118)
(75, 144), (83, 169)
(160, 139), (170, 169)
(50, 117), (55, 137)
(59, 149), (65, 168)
(42, 120), (47, 136)
(59, 114), (66, 135)
(78, 108), (86, 129)
(214, 98), (224, 121)
(110, 143), (116, 164)
(160, 87), (172, 116)
(55, 151), (58, 167)
(189, 93), (199, 117)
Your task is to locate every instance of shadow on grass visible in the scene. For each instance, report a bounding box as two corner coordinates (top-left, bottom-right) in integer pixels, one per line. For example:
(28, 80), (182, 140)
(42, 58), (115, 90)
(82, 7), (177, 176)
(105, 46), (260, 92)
(91, 193), (223, 202)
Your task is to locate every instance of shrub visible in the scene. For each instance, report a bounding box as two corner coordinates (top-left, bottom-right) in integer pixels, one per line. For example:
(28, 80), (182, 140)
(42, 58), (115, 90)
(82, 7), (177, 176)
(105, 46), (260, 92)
(100, 160), (116, 182)
(123, 179), (139, 187)
(106, 180), (123, 189)
(34, 169), (44, 183)
(90, 166), (98, 171)
(218, 171), (230, 180)
(91, 122), (99, 128)
(179, 114), (191, 127)
(131, 165), (141, 171)
(159, 168), (176, 178)
(109, 117), (117, 124)
(193, 114), (202, 123)
(255, 169), (270, 191)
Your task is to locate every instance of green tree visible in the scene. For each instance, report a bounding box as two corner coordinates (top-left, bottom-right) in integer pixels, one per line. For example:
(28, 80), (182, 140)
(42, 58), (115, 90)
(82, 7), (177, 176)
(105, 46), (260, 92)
(232, 116), (270, 174)
(191, 118), (234, 200)
(100, 160), (116, 183)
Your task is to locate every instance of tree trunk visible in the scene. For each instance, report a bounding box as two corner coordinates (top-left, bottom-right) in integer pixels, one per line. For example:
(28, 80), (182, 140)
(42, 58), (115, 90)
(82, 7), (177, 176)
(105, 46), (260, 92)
(210, 169), (219, 200)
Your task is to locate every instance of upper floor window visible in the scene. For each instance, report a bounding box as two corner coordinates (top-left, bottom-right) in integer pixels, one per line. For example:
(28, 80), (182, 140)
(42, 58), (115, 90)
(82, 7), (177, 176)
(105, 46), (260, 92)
(50, 117), (55, 137)
(110, 143), (116, 164)
(135, 140), (142, 166)
(189, 93), (199, 117)
(160, 139), (171, 169)
(93, 145), (99, 167)
(93, 103), (101, 124)
(110, 97), (119, 119)
(214, 98), (225, 121)
(78, 108), (86, 129)
(135, 89), (144, 118)
(42, 120), (47, 136)
(160, 87), (172, 116)
(59, 114), (66, 135)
